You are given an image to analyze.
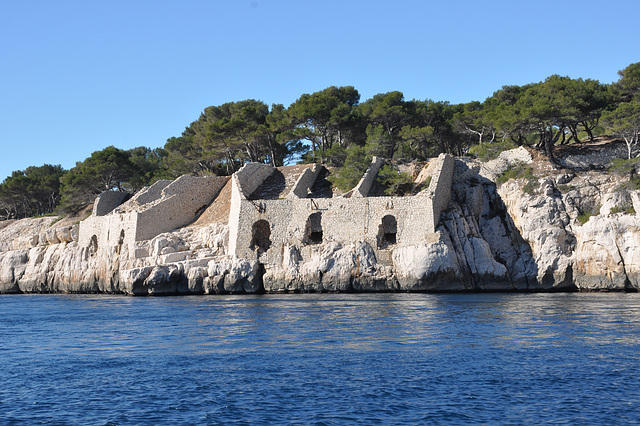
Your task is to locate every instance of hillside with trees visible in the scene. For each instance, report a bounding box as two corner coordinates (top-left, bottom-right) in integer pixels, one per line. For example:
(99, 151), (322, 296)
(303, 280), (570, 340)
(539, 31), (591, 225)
(2, 62), (640, 220)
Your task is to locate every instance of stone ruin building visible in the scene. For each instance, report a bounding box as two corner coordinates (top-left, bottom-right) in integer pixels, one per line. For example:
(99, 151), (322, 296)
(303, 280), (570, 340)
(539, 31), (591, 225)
(77, 154), (455, 269)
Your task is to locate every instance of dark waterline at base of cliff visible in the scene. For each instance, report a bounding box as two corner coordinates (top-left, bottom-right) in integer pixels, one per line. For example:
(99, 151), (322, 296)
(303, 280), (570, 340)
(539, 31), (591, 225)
(2, 293), (640, 424)
(4, 285), (640, 296)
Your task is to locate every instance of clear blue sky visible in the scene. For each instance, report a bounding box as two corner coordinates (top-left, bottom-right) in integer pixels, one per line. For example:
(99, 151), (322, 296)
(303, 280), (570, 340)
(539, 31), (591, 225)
(1, 0), (638, 181)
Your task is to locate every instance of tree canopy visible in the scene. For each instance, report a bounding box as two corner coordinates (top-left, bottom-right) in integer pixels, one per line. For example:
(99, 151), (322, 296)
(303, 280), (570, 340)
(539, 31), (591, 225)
(0, 164), (65, 219)
(4, 62), (640, 219)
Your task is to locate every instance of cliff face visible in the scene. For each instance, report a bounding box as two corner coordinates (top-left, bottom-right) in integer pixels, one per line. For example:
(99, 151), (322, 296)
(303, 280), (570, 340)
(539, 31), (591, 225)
(1, 145), (639, 294)
(499, 173), (640, 292)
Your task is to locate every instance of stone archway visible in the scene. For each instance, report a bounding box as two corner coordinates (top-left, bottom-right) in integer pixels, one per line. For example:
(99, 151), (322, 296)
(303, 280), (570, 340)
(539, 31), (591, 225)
(377, 215), (397, 249)
(304, 212), (323, 245)
(251, 219), (271, 253)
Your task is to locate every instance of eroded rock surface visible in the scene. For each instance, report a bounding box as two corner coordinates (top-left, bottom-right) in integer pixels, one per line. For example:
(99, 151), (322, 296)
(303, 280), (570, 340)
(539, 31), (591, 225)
(2, 146), (639, 294)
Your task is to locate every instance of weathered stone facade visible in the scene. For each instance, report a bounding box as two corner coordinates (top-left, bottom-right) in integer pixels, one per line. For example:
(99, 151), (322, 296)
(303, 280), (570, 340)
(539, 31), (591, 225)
(229, 154), (455, 269)
(73, 155), (455, 273)
(78, 174), (228, 261)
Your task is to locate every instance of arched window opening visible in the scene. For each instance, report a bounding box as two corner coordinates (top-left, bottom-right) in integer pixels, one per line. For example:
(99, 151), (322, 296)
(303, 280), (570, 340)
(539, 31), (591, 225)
(304, 212), (323, 245)
(251, 220), (271, 253)
(89, 235), (98, 256)
(378, 215), (397, 249)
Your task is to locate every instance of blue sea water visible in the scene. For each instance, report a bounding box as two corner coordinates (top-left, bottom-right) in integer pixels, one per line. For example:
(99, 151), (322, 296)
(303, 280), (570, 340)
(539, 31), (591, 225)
(1, 293), (640, 425)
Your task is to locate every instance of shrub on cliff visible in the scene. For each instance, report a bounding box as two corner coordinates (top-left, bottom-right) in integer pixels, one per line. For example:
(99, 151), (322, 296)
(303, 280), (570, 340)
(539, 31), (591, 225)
(376, 164), (416, 196)
(468, 140), (517, 161)
(496, 162), (537, 194)
(327, 146), (372, 191)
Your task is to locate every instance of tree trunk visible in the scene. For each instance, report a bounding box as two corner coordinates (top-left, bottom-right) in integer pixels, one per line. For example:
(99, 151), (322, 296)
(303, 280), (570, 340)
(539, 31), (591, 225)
(544, 126), (563, 167)
(568, 124), (581, 143)
(580, 119), (597, 141)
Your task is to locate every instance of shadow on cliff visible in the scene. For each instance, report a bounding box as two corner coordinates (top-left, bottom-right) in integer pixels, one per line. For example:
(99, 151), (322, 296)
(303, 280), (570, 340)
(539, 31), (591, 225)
(438, 160), (540, 291)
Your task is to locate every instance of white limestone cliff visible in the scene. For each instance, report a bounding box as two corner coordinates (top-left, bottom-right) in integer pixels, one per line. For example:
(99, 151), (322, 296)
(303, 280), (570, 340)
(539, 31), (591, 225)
(1, 146), (640, 295)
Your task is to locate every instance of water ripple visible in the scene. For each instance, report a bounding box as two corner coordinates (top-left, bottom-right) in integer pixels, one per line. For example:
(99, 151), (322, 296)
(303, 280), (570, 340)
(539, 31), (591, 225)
(2, 293), (640, 423)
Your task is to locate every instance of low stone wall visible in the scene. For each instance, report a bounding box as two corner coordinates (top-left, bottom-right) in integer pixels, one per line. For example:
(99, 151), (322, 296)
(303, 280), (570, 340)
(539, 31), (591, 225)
(558, 143), (627, 170)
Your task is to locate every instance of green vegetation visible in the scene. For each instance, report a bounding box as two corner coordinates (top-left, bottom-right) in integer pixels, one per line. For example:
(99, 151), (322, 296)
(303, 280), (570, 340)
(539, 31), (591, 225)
(327, 146), (372, 192)
(610, 205), (636, 215)
(376, 164), (415, 196)
(3, 62), (640, 220)
(577, 211), (593, 225)
(578, 203), (602, 224)
(468, 140), (517, 161)
(557, 184), (573, 194)
(609, 158), (640, 191)
(0, 164), (64, 220)
(496, 162), (537, 195)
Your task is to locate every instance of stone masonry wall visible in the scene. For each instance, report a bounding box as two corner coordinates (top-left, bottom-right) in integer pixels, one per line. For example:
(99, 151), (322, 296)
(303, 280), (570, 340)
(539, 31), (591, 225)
(287, 164), (322, 199)
(232, 195), (436, 266)
(351, 156), (384, 198)
(558, 143), (627, 170)
(227, 175), (244, 257)
(235, 163), (275, 197)
(130, 180), (172, 207)
(93, 191), (129, 216)
(230, 154), (455, 264)
(78, 175), (227, 259)
(135, 175), (227, 241)
(78, 211), (139, 259)
(427, 154), (455, 232)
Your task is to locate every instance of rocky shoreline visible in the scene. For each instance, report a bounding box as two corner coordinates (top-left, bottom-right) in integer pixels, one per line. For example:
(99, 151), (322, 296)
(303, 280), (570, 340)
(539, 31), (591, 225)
(2, 144), (639, 295)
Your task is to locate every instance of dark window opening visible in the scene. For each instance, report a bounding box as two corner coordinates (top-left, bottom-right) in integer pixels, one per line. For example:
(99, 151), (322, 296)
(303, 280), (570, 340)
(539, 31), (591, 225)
(251, 220), (271, 253)
(384, 232), (397, 245)
(378, 215), (397, 249)
(308, 231), (323, 244)
(116, 230), (125, 254)
(89, 235), (98, 256)
(304, 212), (323, 245)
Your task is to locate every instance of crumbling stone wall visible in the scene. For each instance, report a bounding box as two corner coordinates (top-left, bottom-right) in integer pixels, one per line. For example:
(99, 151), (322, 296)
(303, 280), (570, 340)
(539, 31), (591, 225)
(231, 195), (440, 266)
(78, 175), (227, 259)
(130, 180), (171, 207)
(79, 210), (139, 259)
(235, 163), (275, 197)
(559, 143), (627, 170)
(427, 154), (455, 229)
(135, 175), (227, 241)
(93, 191), (129, 216)
(229, 154), (455, 266)
(287, 164), (322, 199)
(350, 156), (384, 198)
